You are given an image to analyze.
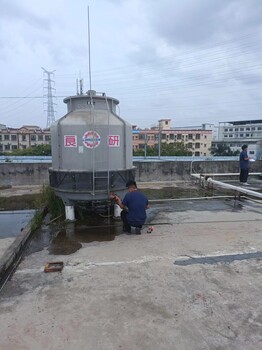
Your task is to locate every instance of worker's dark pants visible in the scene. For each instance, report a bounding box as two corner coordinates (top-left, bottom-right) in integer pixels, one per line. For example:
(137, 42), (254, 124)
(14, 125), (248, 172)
(240, 168), (249, 183)
(120, 210), (142, 232)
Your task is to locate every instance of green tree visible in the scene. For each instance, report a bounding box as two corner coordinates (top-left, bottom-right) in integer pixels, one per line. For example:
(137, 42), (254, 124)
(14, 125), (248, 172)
(211, 143), (239, 156)
(6, 144), (51, 156)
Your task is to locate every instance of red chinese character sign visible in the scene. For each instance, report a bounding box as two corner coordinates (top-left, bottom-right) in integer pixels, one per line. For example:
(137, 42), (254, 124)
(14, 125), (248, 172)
(82, 131), (101, 149)
(108, 135), (120, 147)
(64, 135), (77, 147)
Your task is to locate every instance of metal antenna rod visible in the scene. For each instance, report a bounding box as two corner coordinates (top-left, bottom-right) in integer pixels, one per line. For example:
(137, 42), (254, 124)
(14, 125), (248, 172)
(87, 6), (92, 92)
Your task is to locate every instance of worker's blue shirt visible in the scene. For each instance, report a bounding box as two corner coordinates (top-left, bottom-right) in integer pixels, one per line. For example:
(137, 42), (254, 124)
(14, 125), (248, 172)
(239, 150), (249, 169)
(122, 191), (149, 226)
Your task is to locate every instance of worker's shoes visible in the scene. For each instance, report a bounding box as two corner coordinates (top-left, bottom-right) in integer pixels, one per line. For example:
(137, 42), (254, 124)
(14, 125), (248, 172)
(243, 182), (250, 186)
(135, 227), (141, 235)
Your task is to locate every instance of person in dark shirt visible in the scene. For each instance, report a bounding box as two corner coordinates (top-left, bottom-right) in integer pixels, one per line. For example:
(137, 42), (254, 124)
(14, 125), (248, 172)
(112, 180), (149, 234)
(239, 144), (250, 185)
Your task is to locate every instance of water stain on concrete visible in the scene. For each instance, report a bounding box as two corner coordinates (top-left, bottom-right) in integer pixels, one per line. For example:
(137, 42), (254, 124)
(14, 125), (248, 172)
(174, 251), (262, 266)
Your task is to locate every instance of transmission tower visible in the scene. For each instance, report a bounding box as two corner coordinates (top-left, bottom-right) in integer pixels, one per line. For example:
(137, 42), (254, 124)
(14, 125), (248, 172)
(42, 67), (56, 128)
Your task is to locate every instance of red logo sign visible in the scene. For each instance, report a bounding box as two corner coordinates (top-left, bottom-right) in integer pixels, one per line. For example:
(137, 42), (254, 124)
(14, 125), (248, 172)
(82, 131), (101, 149)
(64, 135), (77, 147)
(108, 135), (120, 147)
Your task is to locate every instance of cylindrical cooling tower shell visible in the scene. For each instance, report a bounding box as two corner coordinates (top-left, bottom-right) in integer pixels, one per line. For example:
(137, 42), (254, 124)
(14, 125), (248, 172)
(49, 91), (135, 205)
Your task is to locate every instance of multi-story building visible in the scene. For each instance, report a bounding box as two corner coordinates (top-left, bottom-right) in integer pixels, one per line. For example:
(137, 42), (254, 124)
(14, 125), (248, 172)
(0, 125), (51, 152)
(132, 119), (212, 156)
(212, 119), (262, 158)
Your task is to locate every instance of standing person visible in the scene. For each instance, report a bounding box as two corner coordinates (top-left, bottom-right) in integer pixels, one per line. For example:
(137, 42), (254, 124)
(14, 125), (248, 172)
(112, 180), (149, 234)
(239, 144), (250, 185)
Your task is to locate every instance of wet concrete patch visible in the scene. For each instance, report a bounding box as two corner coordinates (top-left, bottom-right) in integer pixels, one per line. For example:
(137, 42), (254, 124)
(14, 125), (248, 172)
(24, 215), (124, 256)
(174, 251), (262, 266)
(0, 210), (35, 238)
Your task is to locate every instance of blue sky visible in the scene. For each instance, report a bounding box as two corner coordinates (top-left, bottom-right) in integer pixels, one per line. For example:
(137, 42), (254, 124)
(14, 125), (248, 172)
(0, 0), (262, 128)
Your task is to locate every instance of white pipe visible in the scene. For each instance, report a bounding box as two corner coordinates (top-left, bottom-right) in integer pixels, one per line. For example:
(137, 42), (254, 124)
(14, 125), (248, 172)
(65, 205), (75, 221)
(206, 178), (262, 199)
(114, 204), (122, 218)
(149, 196), (234, 202)
(192, 172), (262, 178)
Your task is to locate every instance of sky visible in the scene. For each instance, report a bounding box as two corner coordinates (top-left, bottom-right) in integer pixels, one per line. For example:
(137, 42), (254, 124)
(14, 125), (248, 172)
(0, 0), (262, 129)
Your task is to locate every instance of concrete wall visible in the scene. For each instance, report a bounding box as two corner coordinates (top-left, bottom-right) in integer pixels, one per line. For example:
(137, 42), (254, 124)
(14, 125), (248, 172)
(0, 163), (50, 187)
(0, 160), (261, 186)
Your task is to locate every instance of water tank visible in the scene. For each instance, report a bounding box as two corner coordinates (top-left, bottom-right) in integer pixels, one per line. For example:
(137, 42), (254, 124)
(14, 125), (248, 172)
(49, 90), (135, 207)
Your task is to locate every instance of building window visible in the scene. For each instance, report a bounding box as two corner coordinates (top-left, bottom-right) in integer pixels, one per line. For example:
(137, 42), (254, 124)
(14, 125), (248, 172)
(177, 134), (182, 140)
(31, 135), (36, 141)
(187, 142), (193, 148)
(240, 128), (244, 131)
(229, 128), (233, 131)
(169, 134), (174, 140)
(235, 128), (238, 131)
(188, 134), (193, 139)
(0, 135), (2, 141)
(195, 143), (200, 149)
(204, 144), (207, 147)
(204, 135), (207, 139)
(258, 127), (262, 131)
(5, 144), (11, 150)
(4, 135), (10, 141)
(11, 135), (17, 141)
(224, 128), (228, 132)
(246, 128), (250, 131)
(45, 135), (51, 141)
(22, 135), (27, 141)
(12, 145), (17, 150)
(240, 134), (244, 137)
(229, 134), (233, 137)
(246, 134), (249, 137)
(196, 134), (200, 139)
(249, 151), (255, 154)
(0, 144), (3, 151)
(251, 127), (255, 131)
(195, 151), (200, 156)
(224, 135), (228, 137)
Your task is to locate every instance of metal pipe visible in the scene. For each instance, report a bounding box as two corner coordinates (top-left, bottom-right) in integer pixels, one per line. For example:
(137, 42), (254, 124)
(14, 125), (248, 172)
(149, 195), (234, 202)
(191, 172), (262, 178)
(206, 178), (262, 199)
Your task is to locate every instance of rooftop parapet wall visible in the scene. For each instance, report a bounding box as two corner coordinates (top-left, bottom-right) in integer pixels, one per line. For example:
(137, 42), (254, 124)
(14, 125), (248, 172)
(0, 160), (261, 186)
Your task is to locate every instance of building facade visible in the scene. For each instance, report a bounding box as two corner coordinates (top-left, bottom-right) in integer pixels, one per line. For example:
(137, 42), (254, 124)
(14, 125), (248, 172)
(0, 125), (51, 152)
(212, 119), (262, 158)
(132, 119), (212, 156)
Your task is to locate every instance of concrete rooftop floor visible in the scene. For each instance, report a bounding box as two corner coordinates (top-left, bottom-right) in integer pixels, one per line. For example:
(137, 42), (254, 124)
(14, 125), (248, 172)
(0, 198), (262, 350)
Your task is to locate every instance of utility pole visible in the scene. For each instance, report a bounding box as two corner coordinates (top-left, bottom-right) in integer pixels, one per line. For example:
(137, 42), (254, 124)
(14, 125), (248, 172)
(42, 67), (56, 128)
(144, 131), (147, 159)
(158, 121), (162, 159)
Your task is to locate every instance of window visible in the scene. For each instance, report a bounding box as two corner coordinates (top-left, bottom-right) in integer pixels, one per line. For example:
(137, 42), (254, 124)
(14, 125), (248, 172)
(188, 134), (193, 139)
(45, 135), (51, 141)
(235, 128), (238, 131)
(229, 134), (233, 137)
(258, 127), (262, 131)
(0, 144), (3, 151)
(177, 134), (182, 140)
(31, 135), (36, 141)
(224, 128), (228, 132)
(195, 143), (200, 149)
(251, 127), (255, 131)
(165, 121), (168, 125)
(5, 144), (10, 150)
(249, 151), (255, 155)
(204, 144), (207, 147)
(4, 135), (10, 141)
(240, 128), (244, 131)
(22, 135), (27, 141)
(246, 133), (249, 137)
(224, 135), (228, 137)
(246, 128), (250, 131)
(38, 135), (44, 141)
(0, 135), (2, 141)
(11, 135), (17, 141)
(12, 145), (17, 150)
(169, 134), (174, 140)
(240, 134), (244, 137)
(161, 134), (166, 140)
(187, 143), (193, 148)
(195, 151), (200, 156)
(196, 134), (200, 139)
(229, 128), (233, 131)
(204, 135), (207, 139)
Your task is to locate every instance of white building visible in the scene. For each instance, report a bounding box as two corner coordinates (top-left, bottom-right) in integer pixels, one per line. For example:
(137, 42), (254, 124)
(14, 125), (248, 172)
(212, 119), (262, 159)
